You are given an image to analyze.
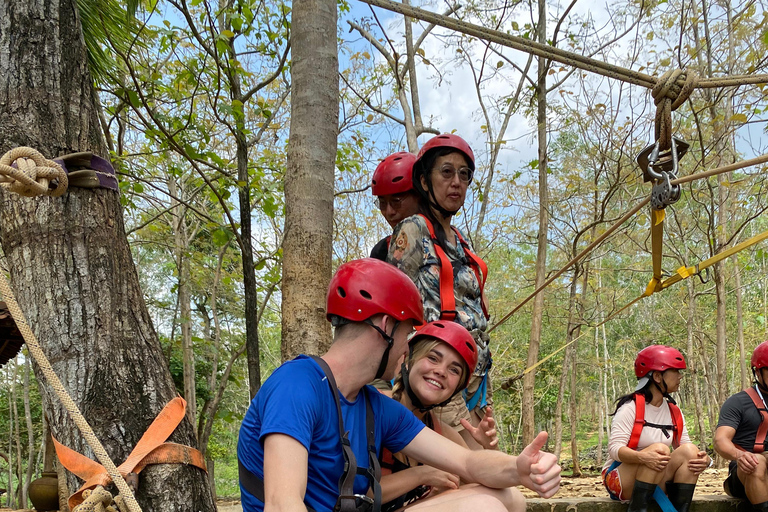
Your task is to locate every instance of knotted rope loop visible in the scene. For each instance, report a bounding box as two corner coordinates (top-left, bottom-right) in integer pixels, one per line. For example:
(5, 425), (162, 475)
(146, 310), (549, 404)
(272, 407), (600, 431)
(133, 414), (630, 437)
(0, 147), (68, 197)
(652, 69), (699, 150)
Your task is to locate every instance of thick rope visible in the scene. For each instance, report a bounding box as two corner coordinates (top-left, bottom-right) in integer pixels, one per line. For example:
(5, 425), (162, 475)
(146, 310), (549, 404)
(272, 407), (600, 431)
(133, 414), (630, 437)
(0, 147), (68, 197)
(0, 272), (142, 512)
(358, 0), (768, 93)
(652, 69), (699, 150)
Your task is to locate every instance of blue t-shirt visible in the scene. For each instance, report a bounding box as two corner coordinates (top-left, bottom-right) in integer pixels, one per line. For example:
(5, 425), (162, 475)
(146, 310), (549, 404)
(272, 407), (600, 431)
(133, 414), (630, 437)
(238, 355), (425, 512)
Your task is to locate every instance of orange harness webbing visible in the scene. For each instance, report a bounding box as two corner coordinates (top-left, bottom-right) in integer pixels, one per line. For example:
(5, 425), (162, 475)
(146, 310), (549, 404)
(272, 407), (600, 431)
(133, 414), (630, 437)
(744, 387), (768, 453)
(419, 215), (489, 321)
(627, 393), (682, 450)
(380, 412), (442, 476)
(53, 396), (207, 509)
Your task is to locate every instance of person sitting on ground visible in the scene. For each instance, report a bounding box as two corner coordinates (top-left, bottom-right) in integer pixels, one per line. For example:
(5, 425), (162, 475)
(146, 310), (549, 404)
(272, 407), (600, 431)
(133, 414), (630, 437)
(370, 151), (420, 261)
(379, 320), (521, 512)
(237, 258), (561, 512)
(387, 134), (493, 448)
(714, 340), (768, 512)
(603, 345), (710, 512)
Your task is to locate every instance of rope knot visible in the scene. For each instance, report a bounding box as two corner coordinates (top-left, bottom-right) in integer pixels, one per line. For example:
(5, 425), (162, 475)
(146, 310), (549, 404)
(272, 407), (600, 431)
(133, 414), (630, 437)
(652, 69), (699, 150)
(0, 147), (68, 197)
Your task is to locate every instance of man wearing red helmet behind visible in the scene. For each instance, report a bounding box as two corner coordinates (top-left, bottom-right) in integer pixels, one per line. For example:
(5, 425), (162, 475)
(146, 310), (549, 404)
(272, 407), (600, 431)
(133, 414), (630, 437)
(370, 152), (421, 261)
(603, 346), (710, 512)
(237, 258), (561, 512)
(715, 341), (768, 512)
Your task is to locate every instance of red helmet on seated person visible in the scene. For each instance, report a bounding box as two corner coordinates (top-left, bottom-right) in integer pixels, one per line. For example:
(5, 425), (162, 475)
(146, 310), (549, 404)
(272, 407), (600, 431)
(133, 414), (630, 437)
(634, 345), (687, 378)
(410, 321), (477, 390)
(751, 341), (768, 369)
(326, 258), (424, 326)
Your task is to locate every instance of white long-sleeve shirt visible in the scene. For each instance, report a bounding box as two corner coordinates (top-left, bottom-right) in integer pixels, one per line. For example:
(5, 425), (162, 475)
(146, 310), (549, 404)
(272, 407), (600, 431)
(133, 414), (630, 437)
(603, 399), (691, 471)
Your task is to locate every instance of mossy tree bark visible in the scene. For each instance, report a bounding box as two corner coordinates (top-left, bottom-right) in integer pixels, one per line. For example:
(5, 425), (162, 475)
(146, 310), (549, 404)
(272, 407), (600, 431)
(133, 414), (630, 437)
(0, 0), (215, 509)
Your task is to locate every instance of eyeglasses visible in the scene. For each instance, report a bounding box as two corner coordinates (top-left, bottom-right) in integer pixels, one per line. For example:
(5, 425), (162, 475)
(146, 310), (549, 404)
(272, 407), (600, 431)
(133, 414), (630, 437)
(436, 165), (473, 183)
(376, 194), (409, 211)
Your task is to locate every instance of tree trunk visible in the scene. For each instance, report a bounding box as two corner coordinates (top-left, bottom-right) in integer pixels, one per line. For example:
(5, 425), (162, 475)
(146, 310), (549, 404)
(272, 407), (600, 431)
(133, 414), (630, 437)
(522, 0), (549, 446)
(169, 178), (197, 429)
(0, 0), (215, 509)
(734, 255), (747, 390)
(23, 355), (35, 502)
(686, 280), (707, 447)
(553, 271), (579, 460)
(282, 0), (337, 359)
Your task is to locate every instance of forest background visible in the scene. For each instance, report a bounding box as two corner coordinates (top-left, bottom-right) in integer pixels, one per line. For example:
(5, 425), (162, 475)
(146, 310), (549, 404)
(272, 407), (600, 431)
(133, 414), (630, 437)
(2, 0), (768, 506)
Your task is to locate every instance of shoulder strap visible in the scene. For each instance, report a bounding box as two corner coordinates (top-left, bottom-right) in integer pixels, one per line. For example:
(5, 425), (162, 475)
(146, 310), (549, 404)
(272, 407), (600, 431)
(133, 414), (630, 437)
(363, 387), (382, 511)
(746, 387), (768, 453)
(419, 214), (457, 321)
(668, 401), (683, 449)
(628, 393), (645, 450)
(452, 228), (490, 320)
(309, 356), (361, 512)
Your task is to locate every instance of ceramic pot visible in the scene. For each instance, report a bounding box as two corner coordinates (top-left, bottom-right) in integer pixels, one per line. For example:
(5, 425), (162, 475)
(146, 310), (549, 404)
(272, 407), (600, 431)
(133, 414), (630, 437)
(28, 471), (59, 511)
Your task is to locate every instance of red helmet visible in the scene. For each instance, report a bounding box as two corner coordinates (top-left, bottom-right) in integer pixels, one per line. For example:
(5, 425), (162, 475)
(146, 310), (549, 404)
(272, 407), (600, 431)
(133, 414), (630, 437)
(751, 341), (768, 369)
(326, 258), (424, 325)
(634, 345), (687, 378)
(410, 321), (477, 389)
(371, 152), (416, 196)
(415, 134), (475, 172)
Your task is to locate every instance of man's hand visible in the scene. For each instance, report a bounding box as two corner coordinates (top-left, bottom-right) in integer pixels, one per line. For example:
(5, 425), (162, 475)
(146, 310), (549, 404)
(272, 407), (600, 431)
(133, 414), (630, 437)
(638, 444), (671, 472)
(459, 407), (499, 450)
(687, 450), (710, 475)
(737, 451), (760, 474)
(516, 431), (561, 498)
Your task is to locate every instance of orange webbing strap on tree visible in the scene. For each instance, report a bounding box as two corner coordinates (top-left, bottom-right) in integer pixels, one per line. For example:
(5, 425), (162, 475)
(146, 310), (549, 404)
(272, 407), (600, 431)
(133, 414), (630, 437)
(54, 396), (207, 510)
(0, 270), (143, 512)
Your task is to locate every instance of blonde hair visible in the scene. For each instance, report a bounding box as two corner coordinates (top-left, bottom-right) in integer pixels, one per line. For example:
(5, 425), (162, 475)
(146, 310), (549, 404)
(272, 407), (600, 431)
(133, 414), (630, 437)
(392, 338), (468, 403)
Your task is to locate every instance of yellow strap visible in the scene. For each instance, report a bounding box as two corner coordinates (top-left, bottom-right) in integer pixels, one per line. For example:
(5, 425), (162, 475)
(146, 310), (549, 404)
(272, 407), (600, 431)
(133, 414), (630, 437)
(651, 209), (665, 281)
(506, 228), (768, 387)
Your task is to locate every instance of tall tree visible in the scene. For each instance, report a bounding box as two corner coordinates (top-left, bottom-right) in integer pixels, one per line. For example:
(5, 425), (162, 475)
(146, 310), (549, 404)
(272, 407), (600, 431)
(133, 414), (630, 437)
(0, 0), (215, 509)
(282, 0), (338, 358)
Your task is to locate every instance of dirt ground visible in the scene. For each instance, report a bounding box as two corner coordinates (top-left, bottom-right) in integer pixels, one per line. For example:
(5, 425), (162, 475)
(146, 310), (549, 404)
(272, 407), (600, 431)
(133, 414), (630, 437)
(0, 469), (731, 511)
(518, 467), (730, 499)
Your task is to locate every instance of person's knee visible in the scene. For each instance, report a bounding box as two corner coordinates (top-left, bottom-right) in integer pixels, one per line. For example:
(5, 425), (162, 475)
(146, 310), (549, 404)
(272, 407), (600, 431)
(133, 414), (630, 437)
(471, 494), (510, 512)
(748, 455), (768, 482)
(646, 443), (671, 454)
(673, 443), (699, 459)
(495, 487), (525, 512)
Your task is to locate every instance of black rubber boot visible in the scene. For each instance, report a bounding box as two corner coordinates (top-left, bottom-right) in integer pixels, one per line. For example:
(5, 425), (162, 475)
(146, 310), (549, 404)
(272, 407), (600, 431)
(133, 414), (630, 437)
(666, 482), (696, 512)
(627, 481), (658, 512)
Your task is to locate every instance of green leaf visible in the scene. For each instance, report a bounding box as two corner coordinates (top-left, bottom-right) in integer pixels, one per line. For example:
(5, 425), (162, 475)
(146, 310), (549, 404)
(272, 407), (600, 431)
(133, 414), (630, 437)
(221, 29), (235, 38)
(731, 113), (748, 123)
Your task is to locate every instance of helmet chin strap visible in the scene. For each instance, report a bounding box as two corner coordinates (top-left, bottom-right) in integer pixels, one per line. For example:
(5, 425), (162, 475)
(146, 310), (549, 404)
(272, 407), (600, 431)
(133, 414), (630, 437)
(753, 368), (768, 394)
(365, 319), (399, 380)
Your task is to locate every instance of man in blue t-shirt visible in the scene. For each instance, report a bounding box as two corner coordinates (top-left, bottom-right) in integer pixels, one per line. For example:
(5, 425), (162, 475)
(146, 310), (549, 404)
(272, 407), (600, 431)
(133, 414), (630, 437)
(238, 258), (562, 512)
(715, 341), (768, 512)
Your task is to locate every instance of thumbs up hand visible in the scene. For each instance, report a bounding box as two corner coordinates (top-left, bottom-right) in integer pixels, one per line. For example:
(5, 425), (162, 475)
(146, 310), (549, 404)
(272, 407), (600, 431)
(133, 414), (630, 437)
(516, 431), (561, 498)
